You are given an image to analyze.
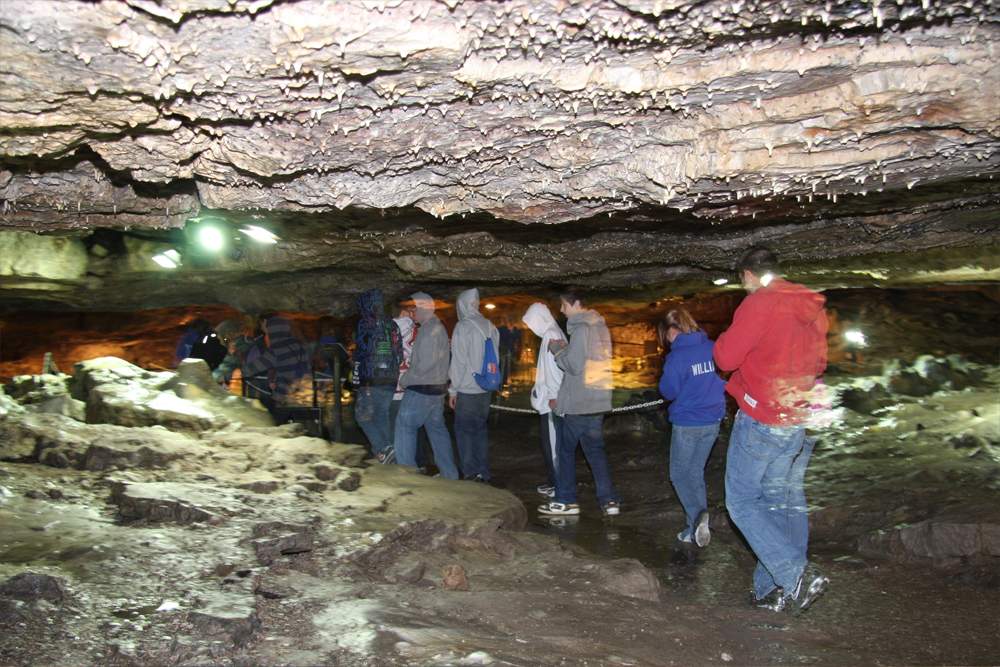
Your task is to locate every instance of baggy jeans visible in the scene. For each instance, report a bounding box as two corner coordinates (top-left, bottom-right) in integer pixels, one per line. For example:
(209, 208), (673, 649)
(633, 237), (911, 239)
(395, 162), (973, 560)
(554, 414), (621, 507)
(454, 391), (492, 480)
(393, 390), (459, 479)
(355, 386), (394, 455)
(669, 422), (721, 541)
(725, 409), (810, 597)
(540, 412), (562, 488)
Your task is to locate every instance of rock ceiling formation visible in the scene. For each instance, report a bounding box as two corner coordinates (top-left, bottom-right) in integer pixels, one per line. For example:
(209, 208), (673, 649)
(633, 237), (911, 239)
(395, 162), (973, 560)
(1, 0), (998, 314)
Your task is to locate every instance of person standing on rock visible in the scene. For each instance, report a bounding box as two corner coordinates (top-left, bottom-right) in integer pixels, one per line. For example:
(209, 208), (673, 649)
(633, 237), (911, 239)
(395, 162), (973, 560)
(714, 246), (830, 616)
(391, 301), (430, 472)
(393, 292), (459, 479)
(522, 302), (566, 500)
(657, 307), (727, 548)
(353, 288), (404, 464)
(448, 288), (501, 485)
(539, 289), (621, 516)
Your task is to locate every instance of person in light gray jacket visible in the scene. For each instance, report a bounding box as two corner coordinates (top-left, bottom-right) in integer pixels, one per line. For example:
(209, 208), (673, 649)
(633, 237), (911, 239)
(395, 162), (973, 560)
(393, 291), (459, 479)
(539, 288), (621, 517)
(448, 288), (501, 484)
(522, 302), (566, 499)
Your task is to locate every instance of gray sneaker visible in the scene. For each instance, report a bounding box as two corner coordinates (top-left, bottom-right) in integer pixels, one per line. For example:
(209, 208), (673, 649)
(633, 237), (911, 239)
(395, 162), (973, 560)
(782, 565), (829, 616)
(694, 509), (711, 547)
(376, 446), (396, 465)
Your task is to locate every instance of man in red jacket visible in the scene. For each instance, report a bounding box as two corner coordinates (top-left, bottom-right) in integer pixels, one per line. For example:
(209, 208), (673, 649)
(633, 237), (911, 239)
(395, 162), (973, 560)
(714, 246), (830, 616)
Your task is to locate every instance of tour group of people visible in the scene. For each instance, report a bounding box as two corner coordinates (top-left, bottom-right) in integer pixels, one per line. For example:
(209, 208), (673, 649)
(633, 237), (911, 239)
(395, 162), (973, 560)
(175, 244), (830, 617)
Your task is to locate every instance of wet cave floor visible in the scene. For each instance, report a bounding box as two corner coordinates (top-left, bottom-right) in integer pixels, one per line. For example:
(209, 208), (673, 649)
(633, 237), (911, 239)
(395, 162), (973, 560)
(480, 382), (1000, 667)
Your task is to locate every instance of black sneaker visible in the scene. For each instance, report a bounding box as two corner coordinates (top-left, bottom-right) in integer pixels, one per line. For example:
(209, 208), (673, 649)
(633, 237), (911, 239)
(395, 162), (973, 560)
(746, 588), (785, 612)
(467, 474), (491, 485)
(782, 565), (829, 617)
(376, 446), (396, 465)
(694, 509), (711, 547)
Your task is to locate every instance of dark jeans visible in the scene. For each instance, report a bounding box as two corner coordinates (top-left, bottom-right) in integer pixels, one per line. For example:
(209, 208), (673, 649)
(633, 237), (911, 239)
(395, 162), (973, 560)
(394, 390), (458, 479)
(540, 412), (562, 487)
(454, 391), (492, 479)
(355, 386), (395, 455)
(554, 414), (621, 507)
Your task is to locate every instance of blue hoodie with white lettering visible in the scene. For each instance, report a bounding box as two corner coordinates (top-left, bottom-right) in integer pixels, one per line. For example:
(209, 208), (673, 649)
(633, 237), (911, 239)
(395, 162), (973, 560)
(658, 330), (727, 426)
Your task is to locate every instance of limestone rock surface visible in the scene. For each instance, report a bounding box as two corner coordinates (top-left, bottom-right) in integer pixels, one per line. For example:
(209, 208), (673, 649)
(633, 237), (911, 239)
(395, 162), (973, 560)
(0, 0), (997, 310)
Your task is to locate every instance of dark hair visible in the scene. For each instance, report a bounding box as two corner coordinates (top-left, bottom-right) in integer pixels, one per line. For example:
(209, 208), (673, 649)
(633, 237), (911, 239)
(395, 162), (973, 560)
(735, 246), (779, 277)
(559, 288), (586, 308)
(657, 308), (699, 346)
(189, 318), (211, 335)
(257, 310), (279, 323)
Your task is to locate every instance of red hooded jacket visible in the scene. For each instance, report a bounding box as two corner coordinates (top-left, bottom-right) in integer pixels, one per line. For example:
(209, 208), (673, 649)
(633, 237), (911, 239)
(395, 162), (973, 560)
(714, 278), (828, 426)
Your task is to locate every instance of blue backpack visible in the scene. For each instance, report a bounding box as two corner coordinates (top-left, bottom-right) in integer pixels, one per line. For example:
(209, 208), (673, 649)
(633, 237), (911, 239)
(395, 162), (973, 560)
(473, 333), (502, 391)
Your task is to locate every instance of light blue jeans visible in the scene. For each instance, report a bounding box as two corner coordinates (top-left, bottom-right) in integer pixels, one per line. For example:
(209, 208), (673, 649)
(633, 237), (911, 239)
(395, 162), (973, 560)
(393, 390), (459, 479)
(454, 391), (492, 480)
(725, 410), (810, 597)
(670, 422), (721, 541)
(355, 386), (395, 455)
(555, 414), (621, 507)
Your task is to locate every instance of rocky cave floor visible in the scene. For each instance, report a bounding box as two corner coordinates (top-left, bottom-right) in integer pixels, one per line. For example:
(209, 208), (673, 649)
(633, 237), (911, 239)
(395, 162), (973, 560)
(0, 356), (998, 667)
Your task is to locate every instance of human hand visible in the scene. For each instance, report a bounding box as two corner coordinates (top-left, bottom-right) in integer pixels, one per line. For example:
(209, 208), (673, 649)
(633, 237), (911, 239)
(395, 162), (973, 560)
(448, 395), (457, 409)
(548, 339), (566, 352)
(549, 398), (557, 410)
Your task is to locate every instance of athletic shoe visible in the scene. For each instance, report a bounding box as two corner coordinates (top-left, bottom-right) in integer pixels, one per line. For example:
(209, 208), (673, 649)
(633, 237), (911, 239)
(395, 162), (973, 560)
(746, 588), (785, 612)
(782, 565), (829, 617)
(677, 531), (694, 544)
(694, 509), (711, 547)
(376, 447), (396, 465)
(538, 502), (580, 515)
(537, 484), (556, 498)
(467, 474), (491, 485)
(602, 501), (620, 516)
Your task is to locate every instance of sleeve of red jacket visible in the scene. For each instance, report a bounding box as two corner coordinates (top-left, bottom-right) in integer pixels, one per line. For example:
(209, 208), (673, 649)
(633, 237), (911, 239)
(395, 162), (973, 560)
(713, 295), (769, 372)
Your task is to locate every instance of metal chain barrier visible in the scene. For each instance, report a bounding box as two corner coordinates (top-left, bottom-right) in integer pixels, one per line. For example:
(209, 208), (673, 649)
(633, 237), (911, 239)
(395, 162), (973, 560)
(488, 397), (664, 415)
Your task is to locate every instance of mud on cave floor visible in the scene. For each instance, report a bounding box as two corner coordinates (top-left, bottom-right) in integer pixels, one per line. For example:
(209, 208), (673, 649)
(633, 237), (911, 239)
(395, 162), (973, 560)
(1, 371), (998, 666)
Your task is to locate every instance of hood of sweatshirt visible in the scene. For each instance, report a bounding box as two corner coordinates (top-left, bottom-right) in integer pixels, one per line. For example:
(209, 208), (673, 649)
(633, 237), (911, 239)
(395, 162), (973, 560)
(456, 288), (482, 321)
(522, 302), (561, 339)
(763, 278), (827, 325)
(410, 291), (435, 324)
(566, 307), (607, 334)
(356, 288), (384, 321)
(670, 329), (709, 348)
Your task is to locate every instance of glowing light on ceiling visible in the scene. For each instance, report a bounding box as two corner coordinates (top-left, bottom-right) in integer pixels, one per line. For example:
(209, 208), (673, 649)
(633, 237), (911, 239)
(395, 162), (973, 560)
(239, 225), (280, 243)
(713, 278), (729, 285)
(151, 249), (181, 268)
(484, 303), (496, 309)
(761, 273), (774, 286)
(199, 225), (224, 250)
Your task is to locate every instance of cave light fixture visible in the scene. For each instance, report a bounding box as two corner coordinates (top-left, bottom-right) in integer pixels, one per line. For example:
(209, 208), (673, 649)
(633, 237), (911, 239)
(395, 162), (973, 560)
(151, 249), (181, 269)
(760, 272), (774, 287)
(713, 277), (729, 285)
(845, 330), (868, 347)
(484, 303), (496, 309)
(239, 224), (280, 244)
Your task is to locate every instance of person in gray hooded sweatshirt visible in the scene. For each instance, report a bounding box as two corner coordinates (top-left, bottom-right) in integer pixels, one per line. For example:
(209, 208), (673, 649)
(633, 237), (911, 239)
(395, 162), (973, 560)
(522, 302), (566, 498)
(539, 289), (622, 516)
(393, 292), (460, 479)
(448, 288), (501, 484)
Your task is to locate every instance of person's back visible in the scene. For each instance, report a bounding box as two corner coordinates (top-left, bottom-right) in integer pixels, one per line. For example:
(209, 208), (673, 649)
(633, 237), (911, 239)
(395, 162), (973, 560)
(352, 288), (403, 461)
(554, 307), (613, 417)
(242, 315), (309, 405)
(714, 246), (830, 617)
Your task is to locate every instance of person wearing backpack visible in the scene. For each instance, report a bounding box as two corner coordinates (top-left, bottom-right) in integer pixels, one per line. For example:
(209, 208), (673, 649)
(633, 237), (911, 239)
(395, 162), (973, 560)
(353, 288), (404, 463)
(448, 288), (501, 484)
(241, 314), (310, 425)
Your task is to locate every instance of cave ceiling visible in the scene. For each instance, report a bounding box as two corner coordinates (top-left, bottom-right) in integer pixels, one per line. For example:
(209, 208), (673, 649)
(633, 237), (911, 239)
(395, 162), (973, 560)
(1, 0), (998, 315)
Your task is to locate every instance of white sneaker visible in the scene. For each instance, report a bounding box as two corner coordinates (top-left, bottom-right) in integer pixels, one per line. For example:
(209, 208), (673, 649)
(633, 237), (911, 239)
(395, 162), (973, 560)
(678, 531), (694, 544)
(602, 501), (620, 516)
(694, 510), (711, 547)
(538, 502), (580, 515)
(537, 484), (556, 498)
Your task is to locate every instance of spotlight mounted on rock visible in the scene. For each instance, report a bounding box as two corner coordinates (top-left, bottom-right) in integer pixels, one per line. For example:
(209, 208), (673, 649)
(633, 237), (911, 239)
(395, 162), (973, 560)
(845, 329), (867, 348)
(151, 249), (181, 269)
(239, 225), (280, 244)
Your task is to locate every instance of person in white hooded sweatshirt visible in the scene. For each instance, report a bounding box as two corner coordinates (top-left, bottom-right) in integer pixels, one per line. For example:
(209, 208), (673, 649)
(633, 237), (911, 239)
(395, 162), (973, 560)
(522, 302), (566, 498)
(448, 288), (501, 484)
